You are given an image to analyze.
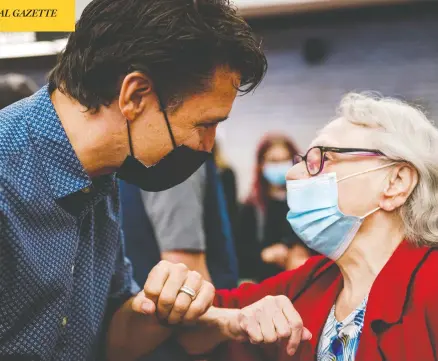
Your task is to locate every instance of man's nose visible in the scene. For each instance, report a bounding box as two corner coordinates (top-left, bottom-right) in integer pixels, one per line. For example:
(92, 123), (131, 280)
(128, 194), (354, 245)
(286, 162), (309, 181)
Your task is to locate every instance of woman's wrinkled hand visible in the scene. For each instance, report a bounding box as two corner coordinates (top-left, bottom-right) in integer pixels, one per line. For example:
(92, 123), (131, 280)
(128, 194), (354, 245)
(224, 295), (312, 356)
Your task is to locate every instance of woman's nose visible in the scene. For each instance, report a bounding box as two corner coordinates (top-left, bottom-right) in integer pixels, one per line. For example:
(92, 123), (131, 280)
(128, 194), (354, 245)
(286, 162), (309, 181)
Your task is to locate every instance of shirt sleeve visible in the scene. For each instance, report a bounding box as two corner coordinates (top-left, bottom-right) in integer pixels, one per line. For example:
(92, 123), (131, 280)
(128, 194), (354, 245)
(98, 229), (140, 359)
(107, 239), (141, 306)
(214, 256), (326, 309)
(141, 164), (207, 252)
(214, 271), (293, 309)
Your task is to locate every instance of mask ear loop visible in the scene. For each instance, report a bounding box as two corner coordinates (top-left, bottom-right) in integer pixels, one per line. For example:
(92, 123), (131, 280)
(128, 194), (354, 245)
(360, 206), (380, 220)
(337, 162), (398, 183)
(336, 162), (398, 219)
(126, 121), (135, 156)
(155, 89), (177, 150)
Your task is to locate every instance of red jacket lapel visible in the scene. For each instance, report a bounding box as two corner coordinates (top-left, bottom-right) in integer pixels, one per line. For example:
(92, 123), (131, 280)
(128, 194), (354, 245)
(356, 241), (432, 361)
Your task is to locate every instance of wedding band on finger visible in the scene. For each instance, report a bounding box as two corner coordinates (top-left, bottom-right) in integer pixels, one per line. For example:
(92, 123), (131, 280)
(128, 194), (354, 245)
(179, 285), (197, 301)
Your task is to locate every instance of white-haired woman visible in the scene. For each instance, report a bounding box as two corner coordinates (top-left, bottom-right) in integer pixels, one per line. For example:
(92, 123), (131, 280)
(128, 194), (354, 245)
(175, 93), (438, 361)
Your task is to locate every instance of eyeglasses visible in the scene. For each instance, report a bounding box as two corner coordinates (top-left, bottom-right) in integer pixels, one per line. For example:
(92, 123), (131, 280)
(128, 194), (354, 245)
(293, 146), (386, 176)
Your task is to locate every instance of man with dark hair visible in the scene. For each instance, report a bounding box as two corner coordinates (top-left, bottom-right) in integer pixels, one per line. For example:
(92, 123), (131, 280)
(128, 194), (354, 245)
(0, 0), (266, 360)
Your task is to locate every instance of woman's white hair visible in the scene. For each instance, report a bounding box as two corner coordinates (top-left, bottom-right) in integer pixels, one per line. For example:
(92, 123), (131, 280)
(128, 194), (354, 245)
(337, 92), (438, 246)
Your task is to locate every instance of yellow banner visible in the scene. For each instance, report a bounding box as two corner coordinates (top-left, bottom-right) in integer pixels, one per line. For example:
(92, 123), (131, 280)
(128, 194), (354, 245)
(0, 0), (75, 32)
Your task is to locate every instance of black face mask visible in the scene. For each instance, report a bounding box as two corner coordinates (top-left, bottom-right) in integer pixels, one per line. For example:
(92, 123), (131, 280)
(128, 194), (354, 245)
(116, 100), (210, 192)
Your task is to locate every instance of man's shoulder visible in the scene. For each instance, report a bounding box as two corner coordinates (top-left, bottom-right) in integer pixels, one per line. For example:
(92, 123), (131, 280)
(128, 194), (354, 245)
(0, 98), (40, 210)
(0, 98), (31, 166)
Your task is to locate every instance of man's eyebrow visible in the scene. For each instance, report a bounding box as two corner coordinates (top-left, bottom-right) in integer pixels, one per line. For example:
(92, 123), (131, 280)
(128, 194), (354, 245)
(197, 116), (229, 126)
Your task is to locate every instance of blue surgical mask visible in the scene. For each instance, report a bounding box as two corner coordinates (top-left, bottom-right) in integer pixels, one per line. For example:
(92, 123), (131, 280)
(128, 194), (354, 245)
(286, 164), (395, 260)
(263, 161), (291, 186)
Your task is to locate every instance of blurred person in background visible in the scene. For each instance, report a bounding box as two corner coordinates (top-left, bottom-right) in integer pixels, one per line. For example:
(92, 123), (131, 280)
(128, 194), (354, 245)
(121, 158), (238, 290)
(213, 141), (239, 243)
(0, 73), (38, 109)
(120, 156), (237, 361)
(176, 93), (438, 361)
(238, 134), (314, 281)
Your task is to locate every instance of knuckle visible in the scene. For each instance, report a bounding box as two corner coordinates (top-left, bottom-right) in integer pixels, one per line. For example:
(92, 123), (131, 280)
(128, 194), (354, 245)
(172, 303), (187, 315)
(265, 335), (278, 343)
(189, 271), (202, 282)
(157, 260), (169, 268)
(188, 303), (204, 316)
(276, 295), (290, 303)
(184, 312), (197, 322)
(205, 281), (215, 293)
(176, 263), (188, 271)
(252, 335), (263, 343)
(204, 282), (215, 297)
(254, 308), (264, 320)
(255, 306), (264, 315)
(290, 320), (303, 330)
(159, 295), (175, 308)
(273, 308), (284, 318)
(143, 286), (160, 298)
(167, 316), (182, 325)
(278, 328), (291, 338)
(237, 312), (246, 324)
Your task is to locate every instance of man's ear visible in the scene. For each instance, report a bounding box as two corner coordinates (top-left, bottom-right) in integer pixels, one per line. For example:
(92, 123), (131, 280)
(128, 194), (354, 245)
(119, 72), (156, 121)
(380, 164), (418, 211)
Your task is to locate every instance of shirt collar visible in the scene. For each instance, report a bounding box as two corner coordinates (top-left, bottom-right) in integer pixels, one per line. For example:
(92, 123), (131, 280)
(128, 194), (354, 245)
(25, 85), (92, 199)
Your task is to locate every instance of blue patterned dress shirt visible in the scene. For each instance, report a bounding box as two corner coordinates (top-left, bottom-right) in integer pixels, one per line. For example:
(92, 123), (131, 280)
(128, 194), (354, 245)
(0, 86), (140, 361)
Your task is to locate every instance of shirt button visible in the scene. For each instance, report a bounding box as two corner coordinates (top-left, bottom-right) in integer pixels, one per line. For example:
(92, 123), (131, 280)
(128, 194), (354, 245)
(61, 317), (68, 327)
(81, 186), (92, 194)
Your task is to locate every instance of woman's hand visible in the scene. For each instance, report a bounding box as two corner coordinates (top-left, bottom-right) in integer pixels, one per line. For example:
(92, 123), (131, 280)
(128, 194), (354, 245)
(261, 243), (289, 268)
(223, 295), (312, 356)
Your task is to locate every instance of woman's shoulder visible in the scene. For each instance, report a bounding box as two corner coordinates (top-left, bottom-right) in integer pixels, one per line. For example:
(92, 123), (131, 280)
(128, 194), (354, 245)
(414, 247), (438, 294)
(404, 247), (438, 314)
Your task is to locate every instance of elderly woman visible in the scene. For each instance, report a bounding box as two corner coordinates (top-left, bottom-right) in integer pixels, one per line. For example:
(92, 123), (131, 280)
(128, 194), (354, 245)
(175, 93), (438, 361)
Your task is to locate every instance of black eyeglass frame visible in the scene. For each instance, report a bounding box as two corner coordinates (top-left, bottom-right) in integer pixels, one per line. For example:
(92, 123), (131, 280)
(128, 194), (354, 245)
(293, 146), (386, 176)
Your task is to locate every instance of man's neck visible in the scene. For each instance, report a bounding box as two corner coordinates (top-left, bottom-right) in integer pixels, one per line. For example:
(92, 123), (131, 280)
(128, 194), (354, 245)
(51, 90), (128, 178)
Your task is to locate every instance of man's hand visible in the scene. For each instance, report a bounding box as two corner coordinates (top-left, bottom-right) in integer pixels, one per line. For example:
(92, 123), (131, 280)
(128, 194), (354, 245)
(223, 295), (312, 356)
(131, 260), (215, 325)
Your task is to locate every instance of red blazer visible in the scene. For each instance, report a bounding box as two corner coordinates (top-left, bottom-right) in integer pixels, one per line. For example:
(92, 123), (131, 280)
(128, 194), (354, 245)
(213, 242), (438, 361)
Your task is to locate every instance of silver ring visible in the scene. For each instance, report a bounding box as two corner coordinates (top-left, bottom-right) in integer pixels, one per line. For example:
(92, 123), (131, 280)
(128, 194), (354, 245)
(179, 285), (197, 300)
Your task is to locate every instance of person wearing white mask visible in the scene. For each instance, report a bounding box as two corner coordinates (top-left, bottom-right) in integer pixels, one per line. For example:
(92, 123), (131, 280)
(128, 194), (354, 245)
(237, 135), (313, 281)
(171, 92), (438, 361)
